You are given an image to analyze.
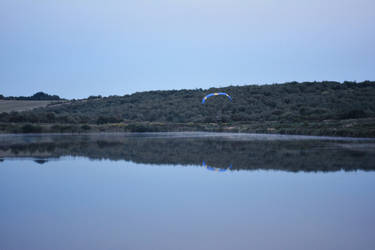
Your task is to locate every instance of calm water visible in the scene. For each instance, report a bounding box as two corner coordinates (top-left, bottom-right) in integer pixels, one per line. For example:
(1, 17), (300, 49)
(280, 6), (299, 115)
(0, 133), (375, 250)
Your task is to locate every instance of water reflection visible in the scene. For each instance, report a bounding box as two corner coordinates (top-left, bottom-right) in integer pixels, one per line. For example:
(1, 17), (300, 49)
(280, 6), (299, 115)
(0, 133), (374, 172)
(33, 159), (48, 164)
(202, 161), (232, 172)
(1, 133), (375, 250)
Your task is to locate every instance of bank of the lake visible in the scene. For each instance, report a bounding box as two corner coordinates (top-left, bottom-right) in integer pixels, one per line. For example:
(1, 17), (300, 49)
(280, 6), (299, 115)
(1, 117), (375, 138)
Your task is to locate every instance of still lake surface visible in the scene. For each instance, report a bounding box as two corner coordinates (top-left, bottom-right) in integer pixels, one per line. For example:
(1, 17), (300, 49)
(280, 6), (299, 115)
(0, 132), (375, 250)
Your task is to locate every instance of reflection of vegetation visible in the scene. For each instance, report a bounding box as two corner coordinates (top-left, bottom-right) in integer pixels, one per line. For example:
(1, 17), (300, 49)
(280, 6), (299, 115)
(0, 134), (374, 172)
(34, 159), (48, 164)
(203, 161), (232, 172)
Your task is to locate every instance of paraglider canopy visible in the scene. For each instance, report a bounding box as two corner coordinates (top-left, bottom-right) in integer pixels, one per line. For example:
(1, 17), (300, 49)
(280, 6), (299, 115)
(201, 92), (232, 104)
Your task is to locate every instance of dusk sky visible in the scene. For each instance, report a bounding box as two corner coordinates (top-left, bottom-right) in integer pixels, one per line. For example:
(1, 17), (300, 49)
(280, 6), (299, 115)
(1, 0), (374, 99)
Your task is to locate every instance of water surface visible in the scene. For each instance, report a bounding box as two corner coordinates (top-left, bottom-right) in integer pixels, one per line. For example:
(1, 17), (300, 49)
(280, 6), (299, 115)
(0, 133), (375, 250)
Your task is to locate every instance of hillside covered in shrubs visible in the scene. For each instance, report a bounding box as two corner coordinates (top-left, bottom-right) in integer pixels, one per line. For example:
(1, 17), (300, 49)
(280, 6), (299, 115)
(0, 81), (374, 137)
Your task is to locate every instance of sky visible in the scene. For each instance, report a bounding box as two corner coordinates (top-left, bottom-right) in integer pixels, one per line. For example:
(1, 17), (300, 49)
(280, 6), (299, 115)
(0, 0), (374, 99)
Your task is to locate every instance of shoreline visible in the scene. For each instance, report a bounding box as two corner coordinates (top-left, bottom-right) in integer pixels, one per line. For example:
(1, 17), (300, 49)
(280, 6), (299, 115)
(1, 131), (375, 141)
(1, 121), (375, 139)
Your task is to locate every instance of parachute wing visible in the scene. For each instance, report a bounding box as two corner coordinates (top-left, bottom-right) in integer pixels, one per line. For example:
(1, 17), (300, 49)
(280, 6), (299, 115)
(201, 92), (232, 104)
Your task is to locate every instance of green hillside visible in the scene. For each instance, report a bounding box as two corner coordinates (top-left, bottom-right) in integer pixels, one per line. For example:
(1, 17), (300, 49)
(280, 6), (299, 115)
(1, 81), (375, 137)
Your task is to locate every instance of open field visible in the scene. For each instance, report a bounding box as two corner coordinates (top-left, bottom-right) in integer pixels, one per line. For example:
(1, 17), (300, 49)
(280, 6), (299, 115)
(0, 100), (65, 113)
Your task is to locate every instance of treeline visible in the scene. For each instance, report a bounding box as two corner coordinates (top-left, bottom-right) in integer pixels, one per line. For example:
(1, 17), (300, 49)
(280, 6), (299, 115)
(0, 92), (61, 101)
(1, 81), (374, 125)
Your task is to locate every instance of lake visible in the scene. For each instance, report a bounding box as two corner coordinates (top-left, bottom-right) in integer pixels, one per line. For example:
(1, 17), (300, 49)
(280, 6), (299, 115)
(1, 132), (375, 250)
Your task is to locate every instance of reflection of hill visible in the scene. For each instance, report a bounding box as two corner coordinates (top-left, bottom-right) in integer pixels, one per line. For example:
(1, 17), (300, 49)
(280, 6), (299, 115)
(0, 134), (374, 172)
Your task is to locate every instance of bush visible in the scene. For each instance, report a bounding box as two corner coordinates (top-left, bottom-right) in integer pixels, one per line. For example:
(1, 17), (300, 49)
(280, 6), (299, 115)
(81, 124), (91, 131)
(21, 124), (42, 133)
(126, 123), (150, 132)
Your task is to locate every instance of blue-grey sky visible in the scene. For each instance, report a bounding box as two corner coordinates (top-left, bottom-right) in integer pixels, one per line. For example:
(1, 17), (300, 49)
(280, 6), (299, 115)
(1, 0), (374, 99)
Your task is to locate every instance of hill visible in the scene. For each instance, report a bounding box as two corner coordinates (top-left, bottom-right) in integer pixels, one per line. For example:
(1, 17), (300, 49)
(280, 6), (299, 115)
(0, 81), (374, 137)
(0, 91), (61, 101)
(0, 92), (65, 113)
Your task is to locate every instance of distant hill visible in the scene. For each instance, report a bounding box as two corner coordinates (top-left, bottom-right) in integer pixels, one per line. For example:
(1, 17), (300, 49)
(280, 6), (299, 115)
(0, 92), (61, 101)
(1, 81), (373, 124)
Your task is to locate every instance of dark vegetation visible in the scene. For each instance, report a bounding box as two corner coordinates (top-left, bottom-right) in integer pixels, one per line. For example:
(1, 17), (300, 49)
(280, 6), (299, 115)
(1, 81), (374, 137)
(0, 134), (374, 172)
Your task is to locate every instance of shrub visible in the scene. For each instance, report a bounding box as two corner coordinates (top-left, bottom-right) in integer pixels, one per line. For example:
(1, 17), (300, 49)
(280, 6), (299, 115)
(81, 124), (91, 131)
(21, 124), (42, 133)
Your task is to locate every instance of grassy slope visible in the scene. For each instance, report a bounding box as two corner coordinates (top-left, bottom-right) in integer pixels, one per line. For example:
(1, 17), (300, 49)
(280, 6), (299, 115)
(0, 100), (66, 112)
